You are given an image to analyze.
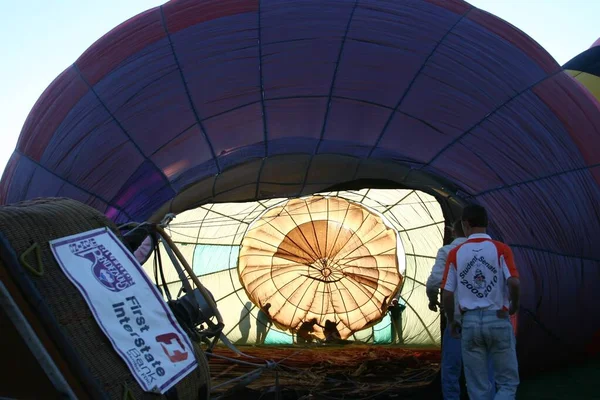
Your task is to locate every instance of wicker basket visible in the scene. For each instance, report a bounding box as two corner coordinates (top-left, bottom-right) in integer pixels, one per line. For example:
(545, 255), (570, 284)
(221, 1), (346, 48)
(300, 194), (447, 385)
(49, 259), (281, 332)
(0, 198), (210, 399)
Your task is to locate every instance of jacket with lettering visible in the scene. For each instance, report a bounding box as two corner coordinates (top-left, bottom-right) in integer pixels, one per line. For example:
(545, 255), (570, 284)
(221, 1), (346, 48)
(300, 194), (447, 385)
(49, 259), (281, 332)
(441, 234), (518, 312)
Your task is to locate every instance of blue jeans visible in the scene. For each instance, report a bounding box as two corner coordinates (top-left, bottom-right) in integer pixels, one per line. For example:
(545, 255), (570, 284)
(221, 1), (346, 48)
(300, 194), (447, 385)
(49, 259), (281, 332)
(442, 326), (495, 400)
(461, 310), (519, 400)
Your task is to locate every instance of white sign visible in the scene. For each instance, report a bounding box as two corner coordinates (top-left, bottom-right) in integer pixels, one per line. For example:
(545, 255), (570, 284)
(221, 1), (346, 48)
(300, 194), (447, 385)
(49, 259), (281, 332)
(50, 228), (197, 393)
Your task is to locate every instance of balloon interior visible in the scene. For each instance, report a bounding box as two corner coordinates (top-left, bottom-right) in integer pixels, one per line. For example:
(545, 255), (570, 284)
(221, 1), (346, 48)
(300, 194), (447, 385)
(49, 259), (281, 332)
(137, 189), (443, 396)
(146, 190), (441, 348)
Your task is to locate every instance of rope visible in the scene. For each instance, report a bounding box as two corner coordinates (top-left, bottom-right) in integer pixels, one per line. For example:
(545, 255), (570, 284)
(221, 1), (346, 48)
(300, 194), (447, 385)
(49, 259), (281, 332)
(122, 383), (136, 400)
(207, 348), (308, 396)
(155, 241), (172, 302)
(207, 353), (268, 369)
(211, 369), (264, 391)
(19, 242), (44, 277)
(207, 355), (280, 394)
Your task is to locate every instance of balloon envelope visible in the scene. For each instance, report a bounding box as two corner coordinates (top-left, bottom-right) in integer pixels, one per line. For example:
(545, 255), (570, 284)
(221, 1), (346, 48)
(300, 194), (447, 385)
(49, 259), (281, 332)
(239, 196), (402, 339)
(563, 44), (600, 102)
(1, 0), (599, 373)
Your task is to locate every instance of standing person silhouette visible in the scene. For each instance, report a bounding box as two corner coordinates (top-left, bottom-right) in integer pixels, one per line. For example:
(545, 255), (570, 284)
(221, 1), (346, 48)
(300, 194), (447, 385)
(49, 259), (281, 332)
(237, 301), (252, 345)
(388, 298), (406, 344)
(256, 303), (272, 345)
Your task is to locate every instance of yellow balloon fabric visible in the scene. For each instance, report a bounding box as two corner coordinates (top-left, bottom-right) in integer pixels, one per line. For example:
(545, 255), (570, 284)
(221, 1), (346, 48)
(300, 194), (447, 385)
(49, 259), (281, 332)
(238, 196), (403, 340)
(566, 70), (600, 103)
(563, 43), (600, 102)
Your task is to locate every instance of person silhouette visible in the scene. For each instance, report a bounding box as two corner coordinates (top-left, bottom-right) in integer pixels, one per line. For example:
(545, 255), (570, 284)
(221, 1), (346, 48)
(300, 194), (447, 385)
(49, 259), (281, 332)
(388, 298), (406, 344)
(323, 319), (342, 342)
(295, 318), (319, 344)
(256, 303), (272, 345)
(237, 301), (252, 345)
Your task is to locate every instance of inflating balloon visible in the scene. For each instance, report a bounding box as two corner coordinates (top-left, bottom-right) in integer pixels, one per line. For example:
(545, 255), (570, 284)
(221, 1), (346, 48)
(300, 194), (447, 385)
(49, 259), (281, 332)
(1, 0), (599, 373)
(563, 38), (600, 101)
(239, 196), (402, 340)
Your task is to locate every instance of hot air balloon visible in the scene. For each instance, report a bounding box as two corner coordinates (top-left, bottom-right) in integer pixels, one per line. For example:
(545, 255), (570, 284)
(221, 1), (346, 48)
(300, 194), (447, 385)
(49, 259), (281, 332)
(563, 38), (600, 101)
(1, 0), (599, 377)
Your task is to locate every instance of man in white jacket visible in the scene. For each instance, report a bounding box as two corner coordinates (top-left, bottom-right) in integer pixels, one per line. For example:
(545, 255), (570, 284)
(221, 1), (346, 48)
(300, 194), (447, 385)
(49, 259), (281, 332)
(427, 220), (495, 399)
(426, 220), (467, 400)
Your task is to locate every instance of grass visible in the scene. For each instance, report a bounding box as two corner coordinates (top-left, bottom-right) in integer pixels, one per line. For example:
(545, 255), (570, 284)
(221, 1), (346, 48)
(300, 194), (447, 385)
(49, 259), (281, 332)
(517, 359), (600, 399)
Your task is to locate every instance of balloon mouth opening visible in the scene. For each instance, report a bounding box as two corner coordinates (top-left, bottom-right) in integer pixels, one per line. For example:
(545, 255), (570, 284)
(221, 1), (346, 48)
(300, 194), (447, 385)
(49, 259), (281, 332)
(150, 188), (448, 344)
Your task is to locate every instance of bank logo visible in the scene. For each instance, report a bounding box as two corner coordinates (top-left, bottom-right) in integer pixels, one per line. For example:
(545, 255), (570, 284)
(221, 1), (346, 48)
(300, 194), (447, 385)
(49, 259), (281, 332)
(156, 333), (190, 363)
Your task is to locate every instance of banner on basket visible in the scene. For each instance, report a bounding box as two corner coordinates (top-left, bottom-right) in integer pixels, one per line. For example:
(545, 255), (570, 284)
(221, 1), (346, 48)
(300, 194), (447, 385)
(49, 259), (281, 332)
(50, 227), (197, 393)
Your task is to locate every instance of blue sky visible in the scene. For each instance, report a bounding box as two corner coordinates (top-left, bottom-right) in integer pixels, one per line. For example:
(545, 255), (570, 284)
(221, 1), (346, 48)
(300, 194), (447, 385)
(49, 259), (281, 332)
(0, 0), (598, 176)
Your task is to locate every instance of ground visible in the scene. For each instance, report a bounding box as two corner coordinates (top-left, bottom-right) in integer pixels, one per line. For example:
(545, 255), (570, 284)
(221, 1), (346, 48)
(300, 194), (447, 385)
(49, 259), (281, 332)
(516, 359), (600, 400)
(207, 345), (600, 399)
(208, 344), (441, 399)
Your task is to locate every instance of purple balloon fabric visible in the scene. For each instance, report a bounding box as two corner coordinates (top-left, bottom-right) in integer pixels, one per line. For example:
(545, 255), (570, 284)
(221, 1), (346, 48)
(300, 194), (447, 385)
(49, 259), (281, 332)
(1, 0), (599, 372)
